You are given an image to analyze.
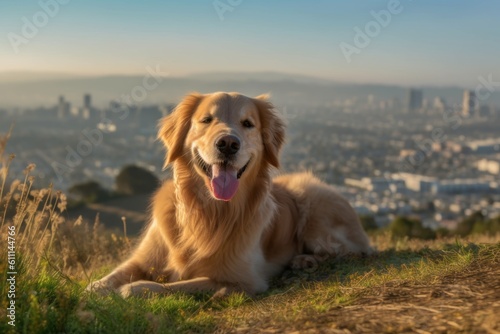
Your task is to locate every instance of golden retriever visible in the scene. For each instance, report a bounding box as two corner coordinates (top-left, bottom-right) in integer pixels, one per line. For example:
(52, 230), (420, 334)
(86, 92), (372, 297)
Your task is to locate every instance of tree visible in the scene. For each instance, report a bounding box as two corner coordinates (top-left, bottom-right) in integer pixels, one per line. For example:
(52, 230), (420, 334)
(115, 165), (159, 196)
(69, 181), (109, 203)
(389, 216), (436, 240)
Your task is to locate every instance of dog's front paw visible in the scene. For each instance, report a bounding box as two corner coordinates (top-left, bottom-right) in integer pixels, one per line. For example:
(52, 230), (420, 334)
(85, 279), (115, 296)
(117, 283), (136, 298)
(118, 281), (168, 298)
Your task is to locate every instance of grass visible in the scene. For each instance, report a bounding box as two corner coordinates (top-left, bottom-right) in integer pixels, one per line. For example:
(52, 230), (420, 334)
(215, 239), (500, 333)
(1, 237), (499, 333)
(0, 258), (215, 333)
(1, 132), (499, 333)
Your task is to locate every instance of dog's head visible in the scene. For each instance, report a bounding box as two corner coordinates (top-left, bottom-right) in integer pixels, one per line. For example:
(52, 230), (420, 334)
(159, 92), (285, 201)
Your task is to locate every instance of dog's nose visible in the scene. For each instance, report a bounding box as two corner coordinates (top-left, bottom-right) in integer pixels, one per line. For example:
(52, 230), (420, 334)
(215, 135), (240, 155)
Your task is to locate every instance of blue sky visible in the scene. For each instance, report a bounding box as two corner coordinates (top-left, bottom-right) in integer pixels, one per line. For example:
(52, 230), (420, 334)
(1, 0), (499, 86)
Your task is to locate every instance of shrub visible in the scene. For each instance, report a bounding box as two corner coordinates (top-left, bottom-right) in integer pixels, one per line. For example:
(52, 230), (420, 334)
(470, 214), (500, 236)
(389, 216), (436, 240)
(455, 211), (485, 237)
(115, 165), (159, 196)
(69, 180), (109, 203)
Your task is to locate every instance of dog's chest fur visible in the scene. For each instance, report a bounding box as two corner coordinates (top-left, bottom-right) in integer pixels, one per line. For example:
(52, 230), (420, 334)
(156, 180), (276, 291)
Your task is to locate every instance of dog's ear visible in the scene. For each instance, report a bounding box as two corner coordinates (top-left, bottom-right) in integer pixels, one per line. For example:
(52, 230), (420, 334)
(158, 93), (203, 167)
(255, 93), (271, 101)
(254, 94), (285, 168)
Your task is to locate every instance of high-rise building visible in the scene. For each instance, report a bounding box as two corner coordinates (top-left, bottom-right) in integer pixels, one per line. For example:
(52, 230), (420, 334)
(433, 97), (446, 112)
(406, 88), (423, 113)
(83, 93), (92, 109)
(81, 93), (92, 120)
(57, 95), (70, 119)
(462, 90), (476, 117)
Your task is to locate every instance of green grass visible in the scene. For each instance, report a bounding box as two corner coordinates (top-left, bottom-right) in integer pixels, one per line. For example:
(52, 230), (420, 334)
(1, 238), (498, 333)
(0, 256), (216, 333)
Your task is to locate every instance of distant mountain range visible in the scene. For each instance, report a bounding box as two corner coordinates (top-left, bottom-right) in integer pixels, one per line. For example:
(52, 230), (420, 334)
(0, 71), (86, 83)
(1, 71), (499, 109)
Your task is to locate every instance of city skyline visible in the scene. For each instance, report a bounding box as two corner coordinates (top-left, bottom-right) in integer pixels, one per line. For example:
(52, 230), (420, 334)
(1, 1), (499, 87)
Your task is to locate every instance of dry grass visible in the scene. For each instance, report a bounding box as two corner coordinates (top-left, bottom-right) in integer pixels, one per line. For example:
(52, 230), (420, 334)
(215, 239), (500, 333)
(0, 164), (130, 279)
(0, 131), (130, 280)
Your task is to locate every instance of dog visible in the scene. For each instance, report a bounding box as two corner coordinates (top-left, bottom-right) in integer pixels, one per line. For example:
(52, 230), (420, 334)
(86, 92), (372, 298)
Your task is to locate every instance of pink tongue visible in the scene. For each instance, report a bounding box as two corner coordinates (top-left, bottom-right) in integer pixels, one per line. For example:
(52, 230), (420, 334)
(210, 165), (239, 201)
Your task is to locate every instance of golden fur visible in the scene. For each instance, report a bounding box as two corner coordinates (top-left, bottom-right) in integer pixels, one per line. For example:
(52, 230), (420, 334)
(86, 92), (372, 297)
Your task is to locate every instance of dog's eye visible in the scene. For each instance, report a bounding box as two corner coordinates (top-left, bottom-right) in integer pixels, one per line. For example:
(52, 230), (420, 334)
(200, 116), (213, 124)
(242, 120), (254, 128)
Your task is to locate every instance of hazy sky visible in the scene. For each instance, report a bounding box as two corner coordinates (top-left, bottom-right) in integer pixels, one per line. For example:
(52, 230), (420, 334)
(1, 0), (499, 86)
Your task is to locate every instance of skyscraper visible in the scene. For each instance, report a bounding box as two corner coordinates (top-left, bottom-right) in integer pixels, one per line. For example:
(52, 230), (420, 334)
(462, 90), (476, 117)
(57, 95), (70, 119)
(406, 88), (423, 113)
(433, 97), (446, 112)
(83, 93), (92, 110)
(81, 93), (92, 119)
